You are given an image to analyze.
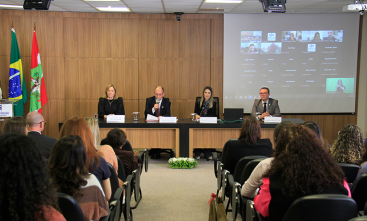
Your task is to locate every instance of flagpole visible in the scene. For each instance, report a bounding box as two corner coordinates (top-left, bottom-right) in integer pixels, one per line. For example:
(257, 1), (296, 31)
(34, 22), (36, 31)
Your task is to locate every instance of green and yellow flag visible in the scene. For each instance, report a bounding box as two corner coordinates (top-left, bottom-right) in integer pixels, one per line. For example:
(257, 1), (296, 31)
(9, 28), (28, 117)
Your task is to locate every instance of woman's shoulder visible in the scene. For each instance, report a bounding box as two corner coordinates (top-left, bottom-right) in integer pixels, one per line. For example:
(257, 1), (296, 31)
(116, 97), (123, 102)
(41, 206), (66, 221)
(83, 173), (105, 195)
(258, 138), (272, 145)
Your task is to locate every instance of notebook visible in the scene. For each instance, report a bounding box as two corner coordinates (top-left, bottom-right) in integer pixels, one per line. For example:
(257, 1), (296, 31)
(223, 108), (244, 121)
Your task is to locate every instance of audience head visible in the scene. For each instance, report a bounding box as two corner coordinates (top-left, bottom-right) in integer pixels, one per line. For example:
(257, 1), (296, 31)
(3, 116), (27, 135)
(85, 117), (101, 149)
(104, 84), (117, 100)
(330, 124), (363, 165)
(0, 134), (58, 220)
(302, 121), (329, 151)
(49, 135), (89, 198)
(106, 128), (127, 149)
(361, 141), (367, 163)
(265, 124), (345, 197)
(273, 121), (294, 144)
(59, 117), (99, 169)
(239, 117), (261, 144)
(26, 111), (46, 133)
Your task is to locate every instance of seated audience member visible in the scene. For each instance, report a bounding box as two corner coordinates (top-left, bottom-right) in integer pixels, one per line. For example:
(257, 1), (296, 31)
(85, 117), (125, 186)
(254, 125), (351, 221)
(302, 121), (330, 151)
(59, 117), (111, 201)
(3, 116), (27, 135)
(330, 124), (363, 165)
(356, 141), (367, 179)
(0, 134), (65, 221)
(26, 111), (57, 159)
(106, 128), (138, 176)
(49, 136), (108, 221)
(194, 86), (217, 160)
(221, 117), (273, 175)
(241, 121), (293, 198)
(98, 84), (125, 119)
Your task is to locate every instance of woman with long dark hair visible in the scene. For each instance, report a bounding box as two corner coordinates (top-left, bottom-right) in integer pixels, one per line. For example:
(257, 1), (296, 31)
(0, 134), (65, 221)
(254, 125), (350, 221)
(59, 117), (111, 201)
(221, 117), (273, 175)
(49, 135), (108, 221)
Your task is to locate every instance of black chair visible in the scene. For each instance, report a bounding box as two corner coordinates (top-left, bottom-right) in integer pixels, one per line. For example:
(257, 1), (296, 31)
(232, 158), (266, 221)
(351, 174), (367, 214)
(116, 156), (126, 182)
(223, 156), (268, 215)
(124, 174), (134, 221)
(107, 162), (120, 204)
(130, 149), (148, 209)
(338, 163), (360, 183)
(108, 187), (124, 221)
(56, 192), (86, 221)
(246, 194), (358, 221)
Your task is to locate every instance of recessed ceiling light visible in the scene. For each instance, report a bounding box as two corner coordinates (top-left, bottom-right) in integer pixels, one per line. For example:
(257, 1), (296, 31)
(85, 0), (121, 1)
(205, 0), (243, 3)
(96, 6), (130, 12)
(0, 4), (23, 8)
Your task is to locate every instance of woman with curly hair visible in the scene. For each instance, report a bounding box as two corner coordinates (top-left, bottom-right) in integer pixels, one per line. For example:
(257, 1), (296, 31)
(49, 135), (108, 221)
(59, 117), (111, 201)
(254, 125), (350, 221)
(0, 134), (65, 221)
(221, 117), (273, 175)
(330, 124), (363, 165)
(356, 141), (367, 179)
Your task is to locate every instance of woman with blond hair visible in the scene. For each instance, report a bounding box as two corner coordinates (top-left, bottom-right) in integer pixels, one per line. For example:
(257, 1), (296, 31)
(98, 84), (125, 118)
(59, 117), (111, 201)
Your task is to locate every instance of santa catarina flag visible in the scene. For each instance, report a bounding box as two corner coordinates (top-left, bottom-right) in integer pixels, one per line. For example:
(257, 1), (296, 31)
(9, 28), (28, 117)
(30, 30), (47, 114)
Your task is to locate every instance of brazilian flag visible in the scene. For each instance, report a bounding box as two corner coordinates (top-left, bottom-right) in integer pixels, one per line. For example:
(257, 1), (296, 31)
(9, 28), (27, 117)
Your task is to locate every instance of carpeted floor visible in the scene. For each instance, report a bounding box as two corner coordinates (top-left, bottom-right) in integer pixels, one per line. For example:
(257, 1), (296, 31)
(131, 153), (242, 221)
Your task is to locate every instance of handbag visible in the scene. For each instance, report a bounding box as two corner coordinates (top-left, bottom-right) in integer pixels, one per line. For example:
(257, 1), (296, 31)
(208, 193), (227, 221)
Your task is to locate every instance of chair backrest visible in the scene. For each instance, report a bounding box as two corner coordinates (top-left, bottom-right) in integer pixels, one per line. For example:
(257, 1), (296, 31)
(56, 192), (86, 221)
(338, 163), (360, 183)
(351, 174), (367, 211)
(233, 156), (268, 182)
(107, 162), (119, 204)
(108, 187), (124, 221)
(281, 194), (358, 221)
(116, 156), (126, 182)
(239, 158), (267, 184)
(195, 96), (220, 118)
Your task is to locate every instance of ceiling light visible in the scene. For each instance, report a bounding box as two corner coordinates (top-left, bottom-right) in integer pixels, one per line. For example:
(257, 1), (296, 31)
(96, 6), (130, 12)
(85, 0), (121, 1)
(0, 4), (23, 8)
(205, 0), (243, 3)
(343, 3), (367, 12)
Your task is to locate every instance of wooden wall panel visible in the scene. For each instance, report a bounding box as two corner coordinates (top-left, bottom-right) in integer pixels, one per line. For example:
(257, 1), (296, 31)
(180, 20), (211, 59)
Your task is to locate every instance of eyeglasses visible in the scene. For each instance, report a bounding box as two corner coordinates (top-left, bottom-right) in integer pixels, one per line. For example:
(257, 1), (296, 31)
(259, 93), (268, 95)
(39, 121), (47, 125)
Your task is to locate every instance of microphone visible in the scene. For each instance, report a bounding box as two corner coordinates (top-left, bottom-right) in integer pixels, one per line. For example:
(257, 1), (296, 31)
(156, 98), (159, 104)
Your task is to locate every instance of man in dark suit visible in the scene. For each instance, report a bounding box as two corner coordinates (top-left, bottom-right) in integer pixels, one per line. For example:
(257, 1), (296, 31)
(144, 86), (171, 118)
(144, 86), (171, 159)
(251, 87), (281, 120)
(26, 111), (57, 159)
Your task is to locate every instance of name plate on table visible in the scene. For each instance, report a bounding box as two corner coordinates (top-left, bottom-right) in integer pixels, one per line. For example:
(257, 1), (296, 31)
(200, 117), (218, 124)
(0, 104), (13, 117)
(107, 115), (125, 123)
(159, 117), (177, 123)
(264, 117), (282, 123)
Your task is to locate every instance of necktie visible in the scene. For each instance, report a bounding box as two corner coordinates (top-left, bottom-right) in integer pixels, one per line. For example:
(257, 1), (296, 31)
(263, 102), (267, 113)
(156, 105), (160, 117)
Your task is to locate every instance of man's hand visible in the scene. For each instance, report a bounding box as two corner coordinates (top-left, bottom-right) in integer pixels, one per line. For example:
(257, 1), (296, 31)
(154, 104), (159, 110)
(260, 111), (270, 119)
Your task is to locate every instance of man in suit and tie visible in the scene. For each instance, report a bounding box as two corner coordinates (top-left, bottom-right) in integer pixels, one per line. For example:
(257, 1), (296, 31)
(251, 87), (281, 120)
(144, 86), (171, 159)
(26, 111), (57, 159)
(144, 86), (171, 118)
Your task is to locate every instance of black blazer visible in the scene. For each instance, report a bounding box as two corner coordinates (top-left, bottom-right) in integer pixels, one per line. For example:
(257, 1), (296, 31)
(221, 138), (273, 175)
(194, 99), (217, 117)
(27, 131), (57, 159)
(98, 97), (125, 118)
(144, 96), (171, 118)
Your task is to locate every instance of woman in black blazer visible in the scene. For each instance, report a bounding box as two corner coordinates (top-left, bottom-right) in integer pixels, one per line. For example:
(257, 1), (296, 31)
(194, 86), (217, 160)
(98, 84), (125, 118)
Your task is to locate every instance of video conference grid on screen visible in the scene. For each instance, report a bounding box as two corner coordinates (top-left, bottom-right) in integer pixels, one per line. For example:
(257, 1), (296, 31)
(223, 14), (360, 114)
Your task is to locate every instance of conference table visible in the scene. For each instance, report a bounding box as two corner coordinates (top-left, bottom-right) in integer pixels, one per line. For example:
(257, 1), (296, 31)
(59, 118), (304, 158)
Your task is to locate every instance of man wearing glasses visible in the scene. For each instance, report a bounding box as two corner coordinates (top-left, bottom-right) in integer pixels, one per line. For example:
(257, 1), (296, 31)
(26, 111), (57, 159)
(251, 87), (281, 120)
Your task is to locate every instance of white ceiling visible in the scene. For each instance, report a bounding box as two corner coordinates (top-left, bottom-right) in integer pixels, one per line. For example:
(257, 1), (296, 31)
(0, 0), (362, 14)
